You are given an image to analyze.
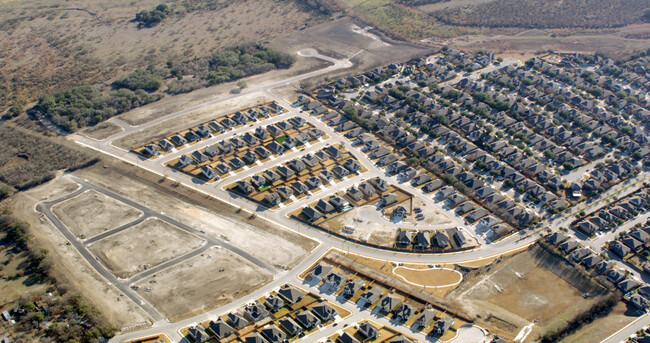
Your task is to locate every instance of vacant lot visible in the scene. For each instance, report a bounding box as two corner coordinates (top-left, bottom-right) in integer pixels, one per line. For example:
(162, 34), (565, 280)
(486, 267), (588, 325)
(449, 245), (608, 338)
(52, 189), (142, 239)
(75, 161), (318, 269)
(88, 218), (205, 278)
(9, 177), (150, 328)
(134, 247), (272, 321)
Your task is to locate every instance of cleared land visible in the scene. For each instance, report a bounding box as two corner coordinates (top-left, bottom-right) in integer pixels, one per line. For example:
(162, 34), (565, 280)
(75, 160), (318, 269)
(9, 177), (150, 328)
(88, 218), (205, 278)
(52, 189), (142, 239)
(449, 245), (609, 338)
(134, 247), (273, 321)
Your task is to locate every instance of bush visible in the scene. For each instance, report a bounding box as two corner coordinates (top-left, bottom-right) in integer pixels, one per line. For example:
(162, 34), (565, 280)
(111, 68), (163, 92)
(34, 86), (161, 131)
(134, 4), (170, 28)
(0, 124), (97, 189)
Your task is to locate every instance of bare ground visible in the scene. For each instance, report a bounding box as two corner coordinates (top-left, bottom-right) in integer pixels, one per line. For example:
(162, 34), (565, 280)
(448, 247), (606, 338)
(74, 160), (318, 269)
(8, 176), (150, 328)
(52, 189), (142, 239)
(134, 246), (273, 322)
(88, 218), (205, 279)
(393, 267), (462, 288)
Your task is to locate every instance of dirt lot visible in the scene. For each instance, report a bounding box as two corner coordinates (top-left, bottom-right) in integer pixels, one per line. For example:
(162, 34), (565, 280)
(448, 245), (608, 338)
(80, 122), (123, 140)
(52, 189), (142, 239)
(75, 160), (318, 269)
(269, 17), (434, 88)
(88, 218), (205, 279)
(8, 176), (150, 328)
(134, 246), (273, 321)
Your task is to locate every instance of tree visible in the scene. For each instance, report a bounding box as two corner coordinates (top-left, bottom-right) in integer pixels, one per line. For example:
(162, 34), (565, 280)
(236, 80), (248, 89)
(3, 105), (22, 119)
(644, 8), (650, 22)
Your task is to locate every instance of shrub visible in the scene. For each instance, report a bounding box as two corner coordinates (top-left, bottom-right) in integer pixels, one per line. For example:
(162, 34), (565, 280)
(134, 4), (170, 28)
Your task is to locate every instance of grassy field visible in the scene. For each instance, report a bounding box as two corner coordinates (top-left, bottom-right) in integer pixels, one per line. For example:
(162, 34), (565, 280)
(0, 0), (323, 113)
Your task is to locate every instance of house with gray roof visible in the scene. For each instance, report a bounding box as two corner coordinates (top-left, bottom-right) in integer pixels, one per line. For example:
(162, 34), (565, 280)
(296, 310), (320, 329)
(311, 302), (337, 321)
(358, 321), (379, 340)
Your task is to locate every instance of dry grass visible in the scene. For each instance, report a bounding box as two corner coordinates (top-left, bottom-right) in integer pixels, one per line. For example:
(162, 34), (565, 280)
(0, 0), (322, 111)
(558, 302), (637, 343)
(393, 267), (461, 287)
(80, 122), (123, 140)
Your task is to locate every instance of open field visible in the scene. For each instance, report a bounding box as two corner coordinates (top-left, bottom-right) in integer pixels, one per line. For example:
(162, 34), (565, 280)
(0, 124), (97, 190)
(8, 176), (150, 328)
(75, 160), (318, 269)
(88, 218), (205, 278)
(52, 189), (142, 239)
(559, 302), (637, 343)
(134, 247), (273, 321)
(81, 122), (123, 140)
(486, 267), (589, 325)
(0, 0), (323, 112)
(449, 245), (610, 338)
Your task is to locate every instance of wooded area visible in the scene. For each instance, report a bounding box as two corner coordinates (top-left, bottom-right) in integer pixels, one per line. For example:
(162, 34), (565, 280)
(0, 124), (97, 189)
(433, 0), (650, 29)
